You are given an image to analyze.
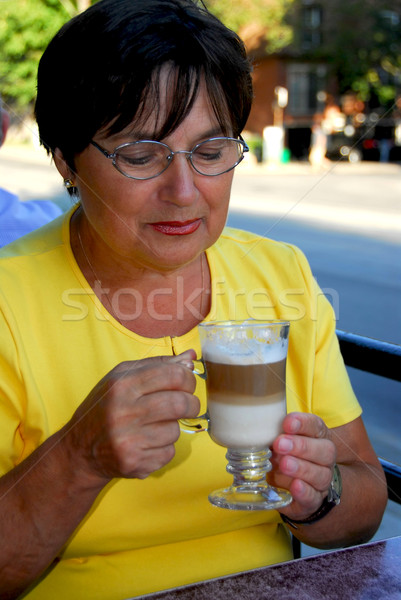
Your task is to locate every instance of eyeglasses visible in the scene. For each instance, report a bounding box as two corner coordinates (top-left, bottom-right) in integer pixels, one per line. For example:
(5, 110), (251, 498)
(90, 136), (249, 180)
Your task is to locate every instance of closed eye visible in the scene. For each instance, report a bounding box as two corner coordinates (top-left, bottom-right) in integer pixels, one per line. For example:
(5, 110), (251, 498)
(118, 152), (154, 166)
(194, 141), (226, 162)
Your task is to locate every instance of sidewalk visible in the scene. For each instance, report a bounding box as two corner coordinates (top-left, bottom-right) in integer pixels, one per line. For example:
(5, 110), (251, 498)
(0, 143), (62, 200)
(237, 154), (401, 176)
(1, 143), (401, 241)
(232, 155), (401, 242)
(4, 140), (401, 171)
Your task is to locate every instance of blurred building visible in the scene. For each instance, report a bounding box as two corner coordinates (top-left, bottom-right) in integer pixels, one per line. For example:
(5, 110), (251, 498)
(244, 0), (401, 161)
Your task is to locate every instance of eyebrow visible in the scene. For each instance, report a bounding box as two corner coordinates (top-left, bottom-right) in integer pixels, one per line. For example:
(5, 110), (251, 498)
(105, 126), (229, 147)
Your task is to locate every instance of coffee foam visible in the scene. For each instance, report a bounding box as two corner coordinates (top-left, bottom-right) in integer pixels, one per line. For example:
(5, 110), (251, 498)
(203, 338), (288, 365)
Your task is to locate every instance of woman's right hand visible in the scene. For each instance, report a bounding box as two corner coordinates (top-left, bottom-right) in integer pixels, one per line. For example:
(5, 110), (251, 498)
(0, 350), (199, 595)
(64, 350), (199, 485)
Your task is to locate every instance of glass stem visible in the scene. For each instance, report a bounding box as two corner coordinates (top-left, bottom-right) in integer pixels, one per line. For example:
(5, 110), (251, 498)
(225, 448), (272, 487)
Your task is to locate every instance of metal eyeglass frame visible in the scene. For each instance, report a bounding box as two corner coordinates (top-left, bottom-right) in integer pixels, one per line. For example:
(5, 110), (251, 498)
(90, 136), (249, 180)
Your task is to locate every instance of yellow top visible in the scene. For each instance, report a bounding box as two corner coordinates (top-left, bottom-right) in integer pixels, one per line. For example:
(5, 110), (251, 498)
(0, 207), (361, 599)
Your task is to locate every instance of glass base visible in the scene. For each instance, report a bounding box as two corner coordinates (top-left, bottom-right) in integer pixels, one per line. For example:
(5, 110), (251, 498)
(208, 447), (292, 510)
(209, 484), (292, 511)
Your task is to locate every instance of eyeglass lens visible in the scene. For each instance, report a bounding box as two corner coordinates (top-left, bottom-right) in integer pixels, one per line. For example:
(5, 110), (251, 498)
(114, 138), (245, 179)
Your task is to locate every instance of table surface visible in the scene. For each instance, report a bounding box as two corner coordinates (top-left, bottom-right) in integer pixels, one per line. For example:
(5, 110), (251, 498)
(135, 536), (401, 600)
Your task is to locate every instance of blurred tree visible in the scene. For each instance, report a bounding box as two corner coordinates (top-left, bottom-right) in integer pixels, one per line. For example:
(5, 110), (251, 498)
(1, 0), (293, 119)
(289, 0), (401, 108)
(0, 0), (94, 119)
(4, 0), (401, 122)
(205, 0), (294, 53)
(327, 1), (401, 107)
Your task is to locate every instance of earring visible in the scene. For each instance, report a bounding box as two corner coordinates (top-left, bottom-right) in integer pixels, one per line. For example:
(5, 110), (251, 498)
(64, 179), (75, 189)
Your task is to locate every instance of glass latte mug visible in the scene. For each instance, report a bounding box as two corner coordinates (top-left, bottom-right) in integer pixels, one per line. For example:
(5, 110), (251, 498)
(181, 320), (293, 511)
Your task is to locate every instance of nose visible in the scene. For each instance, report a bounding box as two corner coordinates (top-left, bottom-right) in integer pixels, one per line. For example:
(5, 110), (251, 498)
(159, 151), (199, 206)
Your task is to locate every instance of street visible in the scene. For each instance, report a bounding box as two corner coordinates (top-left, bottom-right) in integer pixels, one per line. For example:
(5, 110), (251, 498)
(230, 161), (401, 548)
(228, 161), (401, 464)
(1, 145), (400, 544)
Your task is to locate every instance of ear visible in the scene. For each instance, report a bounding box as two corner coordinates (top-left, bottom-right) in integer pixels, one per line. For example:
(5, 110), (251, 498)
(54, 148), (74, 181)
(0, 109), (10, 147)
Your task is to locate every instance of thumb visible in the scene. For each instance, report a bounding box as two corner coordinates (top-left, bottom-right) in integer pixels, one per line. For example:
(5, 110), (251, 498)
(170, 349), (197, 370)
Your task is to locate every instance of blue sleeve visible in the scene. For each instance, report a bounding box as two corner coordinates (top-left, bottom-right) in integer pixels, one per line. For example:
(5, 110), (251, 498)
(0, 187), (63, 247)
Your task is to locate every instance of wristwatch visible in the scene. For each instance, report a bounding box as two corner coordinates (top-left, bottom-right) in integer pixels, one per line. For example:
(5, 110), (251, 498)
(281, 464), (342, 530)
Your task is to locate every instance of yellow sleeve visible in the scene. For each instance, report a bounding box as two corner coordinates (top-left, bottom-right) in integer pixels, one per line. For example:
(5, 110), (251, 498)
(0, 305), (26, 475)
(286, 243), (362, 428)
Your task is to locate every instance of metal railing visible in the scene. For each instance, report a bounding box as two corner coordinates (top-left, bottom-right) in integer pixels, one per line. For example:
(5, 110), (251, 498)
(336, 329), (401, 383)
(336, 329), (401, 506)
(291, 330), (401, 560)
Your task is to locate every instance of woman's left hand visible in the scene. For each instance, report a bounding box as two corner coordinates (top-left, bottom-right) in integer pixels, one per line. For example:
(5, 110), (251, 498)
(270, 411), (387, 548)
(270, 412), (337, 521)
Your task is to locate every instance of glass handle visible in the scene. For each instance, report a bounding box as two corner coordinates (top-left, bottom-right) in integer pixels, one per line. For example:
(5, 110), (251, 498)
(180, 359), (208, 433)
(179, 415), (209, 433)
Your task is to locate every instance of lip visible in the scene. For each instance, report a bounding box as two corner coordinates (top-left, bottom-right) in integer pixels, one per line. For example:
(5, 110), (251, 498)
(150, 219), (202, 236)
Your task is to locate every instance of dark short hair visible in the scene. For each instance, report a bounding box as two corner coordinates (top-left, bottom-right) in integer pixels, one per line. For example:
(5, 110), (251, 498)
(35, 0), (253, 172)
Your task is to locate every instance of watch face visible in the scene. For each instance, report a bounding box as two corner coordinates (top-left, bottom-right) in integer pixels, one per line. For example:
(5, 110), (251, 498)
(328, 464), (342, 504)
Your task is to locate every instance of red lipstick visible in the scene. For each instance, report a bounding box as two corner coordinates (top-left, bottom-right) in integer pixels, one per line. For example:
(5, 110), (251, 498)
(150, 219), (201, 236)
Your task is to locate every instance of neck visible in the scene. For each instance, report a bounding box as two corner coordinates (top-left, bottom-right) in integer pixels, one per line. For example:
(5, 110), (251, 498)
(71, 209), (210, 337)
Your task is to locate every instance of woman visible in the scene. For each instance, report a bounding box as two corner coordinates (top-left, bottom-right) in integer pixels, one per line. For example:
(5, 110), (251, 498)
(0, 1), (386, 598)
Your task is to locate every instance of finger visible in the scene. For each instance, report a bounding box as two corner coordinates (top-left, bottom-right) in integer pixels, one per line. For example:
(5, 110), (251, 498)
(138, 363), (197, 395)
(287, 477), (325, 514)
(140, 419), (182, 448)
(111, 439), (178, 480)
(278, 455), (333, 493)
(274, 434), (336, 466)
(273, 471), (330, 520)
(282, 412), (329, 440)
(91, 416), (183, 479)
(130, 444), (178, 479)
(134, 391), (201, 425)
(169, 349), (197, 369)
(115, 350), (196, 376)
(111, 359), (197, 398)
(113, 418), (181, 456)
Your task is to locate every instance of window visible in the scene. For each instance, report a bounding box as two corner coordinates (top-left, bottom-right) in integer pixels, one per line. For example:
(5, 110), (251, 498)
(301, 3), (322, 48)
(379, 10), (400, 28)
(287, 63), (326, 116)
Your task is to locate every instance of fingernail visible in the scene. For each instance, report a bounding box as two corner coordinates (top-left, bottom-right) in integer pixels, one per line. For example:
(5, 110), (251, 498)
(278, 437), (293, 452)
(180, 360), (194, 370)
(285, 456), (298, 474)
(289, 418), (301, 433)
(172, 350), (195, 366)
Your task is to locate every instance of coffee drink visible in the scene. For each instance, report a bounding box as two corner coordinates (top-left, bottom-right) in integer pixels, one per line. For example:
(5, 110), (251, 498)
(190, 320), (292, 511)
(203, 347), (287, 450)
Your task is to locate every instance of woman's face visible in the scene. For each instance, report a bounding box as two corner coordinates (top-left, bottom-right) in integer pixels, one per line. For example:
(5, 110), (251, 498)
(70, 84), (235, 273)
